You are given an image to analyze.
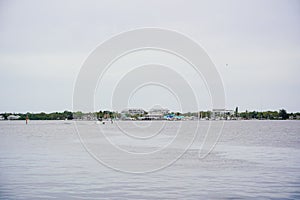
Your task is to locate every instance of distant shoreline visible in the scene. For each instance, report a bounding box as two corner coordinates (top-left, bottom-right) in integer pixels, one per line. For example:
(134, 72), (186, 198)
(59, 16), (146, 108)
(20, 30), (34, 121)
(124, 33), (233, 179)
(0, 109), (299, 121)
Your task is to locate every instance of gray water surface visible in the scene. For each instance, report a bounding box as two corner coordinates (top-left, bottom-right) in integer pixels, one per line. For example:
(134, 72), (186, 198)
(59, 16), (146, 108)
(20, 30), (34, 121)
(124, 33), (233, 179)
(0, 120), (299, 199)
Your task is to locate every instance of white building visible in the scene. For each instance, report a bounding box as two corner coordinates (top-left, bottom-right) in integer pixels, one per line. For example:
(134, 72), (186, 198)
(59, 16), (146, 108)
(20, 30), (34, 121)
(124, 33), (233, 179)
(211, 109), (234, 120)
(7, 115), (20, 120)
(0, 115), (4, 120)
(145, 113), (163, 120)
(121, 108), (146, 116)
(149, 108), (169, 115)
(145, 107), (169, 120)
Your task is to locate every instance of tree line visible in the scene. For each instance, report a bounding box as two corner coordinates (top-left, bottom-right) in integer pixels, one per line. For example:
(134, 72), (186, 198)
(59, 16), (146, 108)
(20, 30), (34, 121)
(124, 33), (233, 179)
(0, 111), (73, 120)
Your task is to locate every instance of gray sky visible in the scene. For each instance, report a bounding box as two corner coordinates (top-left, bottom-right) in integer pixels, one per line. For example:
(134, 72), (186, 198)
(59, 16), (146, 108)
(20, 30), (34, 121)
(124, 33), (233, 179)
(0, 0), (299, 113)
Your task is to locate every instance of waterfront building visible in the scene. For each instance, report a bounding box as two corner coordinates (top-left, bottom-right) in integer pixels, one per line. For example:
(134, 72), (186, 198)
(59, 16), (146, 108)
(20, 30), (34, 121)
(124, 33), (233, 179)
(211, 109), (234, 120)
(145, 108), (169, 120)
(7, 115), (20, 120)
(121, 108), (146, 116)
(148, 108), (169, 115)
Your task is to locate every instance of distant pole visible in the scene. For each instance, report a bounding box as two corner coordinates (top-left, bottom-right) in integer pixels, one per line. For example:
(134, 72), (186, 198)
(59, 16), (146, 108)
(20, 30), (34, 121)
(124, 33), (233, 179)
(25, 115), (29, 124)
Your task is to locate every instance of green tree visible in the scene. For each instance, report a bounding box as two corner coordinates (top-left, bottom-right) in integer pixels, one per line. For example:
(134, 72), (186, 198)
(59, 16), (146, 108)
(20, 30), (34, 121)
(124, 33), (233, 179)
(279, 109), (288, 120)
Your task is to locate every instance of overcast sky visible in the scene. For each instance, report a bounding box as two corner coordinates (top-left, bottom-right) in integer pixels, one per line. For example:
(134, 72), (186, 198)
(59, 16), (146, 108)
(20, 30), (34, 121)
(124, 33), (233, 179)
(0, 0), (299, 113)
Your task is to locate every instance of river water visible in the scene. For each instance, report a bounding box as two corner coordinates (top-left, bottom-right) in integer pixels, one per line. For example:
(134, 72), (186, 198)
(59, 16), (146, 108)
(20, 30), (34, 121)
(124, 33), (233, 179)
(0, 120), (299, 199)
